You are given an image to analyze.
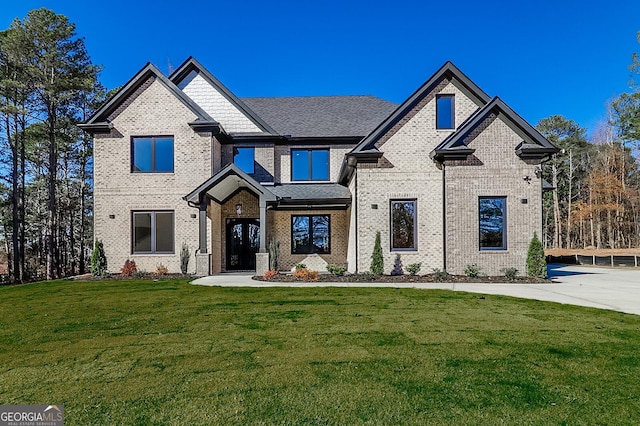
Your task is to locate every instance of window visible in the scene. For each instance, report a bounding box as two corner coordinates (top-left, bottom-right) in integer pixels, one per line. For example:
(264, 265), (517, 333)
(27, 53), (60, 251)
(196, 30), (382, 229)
(479, 197), (507, 250)
(132, 211), (175, 253)
(132, 137), (174, 172)
(292, 149), (329, 181)
(234, 147), (255, 174)
(291, 214), (330, 254)
(436, 95), (455, 129)
(391, 200), (417, 250)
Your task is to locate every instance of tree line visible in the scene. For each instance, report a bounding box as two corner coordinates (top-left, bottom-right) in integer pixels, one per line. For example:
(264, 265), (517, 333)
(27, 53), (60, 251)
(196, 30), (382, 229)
(0, 8), (103, 282)
(538, 33), (640, 250)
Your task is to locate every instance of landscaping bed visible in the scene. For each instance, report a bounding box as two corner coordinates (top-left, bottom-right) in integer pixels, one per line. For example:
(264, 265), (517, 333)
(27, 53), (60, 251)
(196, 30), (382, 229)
(254, 271), (550, 284)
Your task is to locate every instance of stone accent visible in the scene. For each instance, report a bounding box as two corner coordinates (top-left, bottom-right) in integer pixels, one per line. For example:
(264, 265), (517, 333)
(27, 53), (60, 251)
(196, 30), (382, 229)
(177, 71), (263, 133)
(255, 252), (269, 276)
(93, 78), (212, 274)
(195, 253), (210, 276)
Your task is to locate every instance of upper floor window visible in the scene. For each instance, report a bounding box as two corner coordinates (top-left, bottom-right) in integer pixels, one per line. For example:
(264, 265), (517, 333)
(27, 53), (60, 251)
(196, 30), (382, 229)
(132, 210), (175, 254)
(479, 197), (507, 250)
(292, 148), (329, 181)
(391, 199), (417, 250)
(436, 95), (455, 129)
(132, 136), (174, 173)
(234, 147), (255, 174)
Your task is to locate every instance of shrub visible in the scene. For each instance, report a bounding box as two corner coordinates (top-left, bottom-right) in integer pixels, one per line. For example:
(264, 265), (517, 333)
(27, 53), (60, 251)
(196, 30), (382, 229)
(180, 243), (190, 275)
(432, 268), (449, 281)
(391, 254), (404, 275)
(526, 232), (547, 278)
(292, 268), (320, 282)
(133, 269), (146, 279)
(407, 262), (422, 276)
(501, 267), (519, 281)
(370, 231), (383, 275)
(269, 239), (280, 271)
(295, 263), (306, 271)
(120, 259), (137, 277)
(90, 240), (108, 277)
(156, 263), (168, 276)
(326, 264), (346, 276)
(357, 271), (376, 281)
(464, 264), (482, 278)
(263, 269), (278, 280)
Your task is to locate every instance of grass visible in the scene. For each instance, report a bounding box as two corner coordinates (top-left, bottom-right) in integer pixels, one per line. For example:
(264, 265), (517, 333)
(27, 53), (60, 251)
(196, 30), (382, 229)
(2, 279), (640, 425)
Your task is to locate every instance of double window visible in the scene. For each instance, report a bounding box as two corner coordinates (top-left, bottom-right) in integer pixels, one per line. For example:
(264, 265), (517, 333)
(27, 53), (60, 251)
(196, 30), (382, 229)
(291, 215), (330, 254)
(479, 197), (507, 250)
(436, 95), (455, 129)
(391, 200), (417, 250)
(132, 211), (175, 254)
(292, 149), (329, 181)
(234, 147), (255, 174)
(132, 136), (174, 173)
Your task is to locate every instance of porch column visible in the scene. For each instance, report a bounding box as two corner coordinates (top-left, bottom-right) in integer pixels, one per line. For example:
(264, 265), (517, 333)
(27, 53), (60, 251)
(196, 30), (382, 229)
(199, 197), (208, 253)
(259, 198), (267, 253)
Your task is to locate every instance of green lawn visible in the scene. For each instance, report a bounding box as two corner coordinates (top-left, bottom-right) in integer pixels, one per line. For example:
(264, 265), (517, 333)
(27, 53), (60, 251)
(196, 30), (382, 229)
(2, 279), (640, 425)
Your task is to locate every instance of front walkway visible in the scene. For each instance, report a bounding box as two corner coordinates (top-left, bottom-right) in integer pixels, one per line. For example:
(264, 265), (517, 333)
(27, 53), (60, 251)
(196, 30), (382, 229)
(191, 265), (640, 315)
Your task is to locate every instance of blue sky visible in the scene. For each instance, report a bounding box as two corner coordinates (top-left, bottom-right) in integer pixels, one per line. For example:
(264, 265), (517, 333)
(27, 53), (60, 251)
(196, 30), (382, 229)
(3, 0), (640, 137)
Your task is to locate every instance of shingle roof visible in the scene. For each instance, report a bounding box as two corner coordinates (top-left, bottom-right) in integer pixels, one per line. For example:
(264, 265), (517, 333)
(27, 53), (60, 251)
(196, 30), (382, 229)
(270, 183), (351, 203)
(240, 96), (397, 138)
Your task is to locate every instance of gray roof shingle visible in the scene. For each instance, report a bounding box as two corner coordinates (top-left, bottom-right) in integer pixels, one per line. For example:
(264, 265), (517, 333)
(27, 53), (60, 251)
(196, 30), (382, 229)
(240, 96), (397, 138)
(270, 183), (351, 203)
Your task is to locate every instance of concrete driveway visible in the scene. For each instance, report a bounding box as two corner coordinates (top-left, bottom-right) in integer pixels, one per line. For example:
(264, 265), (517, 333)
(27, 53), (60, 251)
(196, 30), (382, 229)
(192, 264), (640, 315)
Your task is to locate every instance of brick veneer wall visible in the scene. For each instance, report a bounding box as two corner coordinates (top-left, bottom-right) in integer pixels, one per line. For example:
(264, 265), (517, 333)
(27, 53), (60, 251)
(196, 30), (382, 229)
(93, 78), (212, 274)
(354, 81), (480, 274)
(444, 117), (543, 275)
(268, 208), (349, 271)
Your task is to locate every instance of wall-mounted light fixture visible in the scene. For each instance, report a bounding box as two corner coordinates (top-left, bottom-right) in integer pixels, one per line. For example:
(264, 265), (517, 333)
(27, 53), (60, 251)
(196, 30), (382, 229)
(534, 166), (542, 178)
(190, 213), (197, 219)
(108, 214), (115, 219)
(236, 204), (242, 216)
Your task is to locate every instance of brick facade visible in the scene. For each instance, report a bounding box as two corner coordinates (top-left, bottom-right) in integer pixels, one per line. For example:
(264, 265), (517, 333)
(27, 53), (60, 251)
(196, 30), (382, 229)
(94, 78), (212, 274)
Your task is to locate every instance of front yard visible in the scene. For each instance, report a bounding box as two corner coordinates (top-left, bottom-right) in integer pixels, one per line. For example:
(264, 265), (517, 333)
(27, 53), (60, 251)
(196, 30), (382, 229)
(1, 279), (640, 424)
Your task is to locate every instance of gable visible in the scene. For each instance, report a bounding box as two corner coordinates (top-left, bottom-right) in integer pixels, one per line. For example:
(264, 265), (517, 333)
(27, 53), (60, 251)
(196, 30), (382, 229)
(80, 63), (219, 135)
(431, 97), (558, 162)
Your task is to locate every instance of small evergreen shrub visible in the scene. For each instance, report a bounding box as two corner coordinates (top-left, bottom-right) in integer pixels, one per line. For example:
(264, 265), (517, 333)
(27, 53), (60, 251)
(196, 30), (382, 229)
(90, 240), (108, 277)
(432, 268), (449, 281)
(501, 267), (519, 281)
(120, 259), (137, 277)
(357, 271), (376, 281)
(133, 269), (146, 279)
(326, 264), (346, 276)
(263, 269), (278, 280)
(370, 231), (384, 275)
(407, 262), (422, 276)
(526, 232), (547, 278)
(295, 263), (307, 271)
(391, 254), (404, 275)
(464, 264), (482, 278)
(180, 243), (190, 275)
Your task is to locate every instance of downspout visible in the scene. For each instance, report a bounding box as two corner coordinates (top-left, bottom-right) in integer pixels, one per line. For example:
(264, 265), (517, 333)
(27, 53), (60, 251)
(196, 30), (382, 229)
(442, 161), (447, 272)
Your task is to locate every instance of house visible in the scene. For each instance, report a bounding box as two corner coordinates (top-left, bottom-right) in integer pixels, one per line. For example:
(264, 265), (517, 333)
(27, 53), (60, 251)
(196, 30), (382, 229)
(81, 58), (557, 277)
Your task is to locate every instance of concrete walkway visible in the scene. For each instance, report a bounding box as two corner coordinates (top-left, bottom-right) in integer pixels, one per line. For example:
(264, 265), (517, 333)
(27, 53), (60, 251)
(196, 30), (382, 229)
(191, 264), (640, 315)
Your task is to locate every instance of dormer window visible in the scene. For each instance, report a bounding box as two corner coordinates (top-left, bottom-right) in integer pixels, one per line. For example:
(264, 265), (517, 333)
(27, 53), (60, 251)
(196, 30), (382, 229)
(292, 148), (329, 181)
(436, 94), (455, 129)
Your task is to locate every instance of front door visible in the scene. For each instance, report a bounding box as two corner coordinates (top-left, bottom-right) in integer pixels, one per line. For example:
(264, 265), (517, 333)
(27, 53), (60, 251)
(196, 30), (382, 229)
(226, 218), (260, 270)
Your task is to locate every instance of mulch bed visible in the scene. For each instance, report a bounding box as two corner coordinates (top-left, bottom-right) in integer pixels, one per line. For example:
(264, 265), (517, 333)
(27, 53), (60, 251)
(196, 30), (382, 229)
(253, 273), (550, 284)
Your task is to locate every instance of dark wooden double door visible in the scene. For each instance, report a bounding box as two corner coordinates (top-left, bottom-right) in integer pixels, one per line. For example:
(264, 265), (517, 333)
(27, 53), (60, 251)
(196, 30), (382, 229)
(226, 218), (259, 270)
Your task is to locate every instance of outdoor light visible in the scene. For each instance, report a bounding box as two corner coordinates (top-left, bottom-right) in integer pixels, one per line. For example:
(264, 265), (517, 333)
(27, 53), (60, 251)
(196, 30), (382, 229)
(236, 204), (242, 216)
(108, 214), (115, 219)
(534, 166), (542, 178)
